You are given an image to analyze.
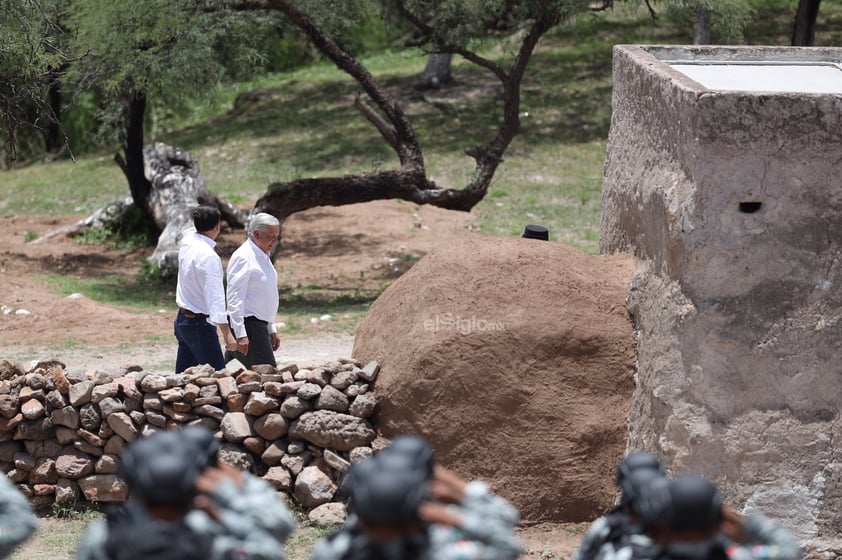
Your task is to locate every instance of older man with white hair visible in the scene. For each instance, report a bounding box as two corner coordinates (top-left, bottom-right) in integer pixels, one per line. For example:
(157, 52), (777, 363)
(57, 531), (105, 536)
(225, 213), (282, 368)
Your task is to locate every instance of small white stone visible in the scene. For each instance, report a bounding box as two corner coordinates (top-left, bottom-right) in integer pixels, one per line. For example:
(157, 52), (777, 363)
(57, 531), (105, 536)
(319, 314), (332, 321)
(15, 309), (30, 315)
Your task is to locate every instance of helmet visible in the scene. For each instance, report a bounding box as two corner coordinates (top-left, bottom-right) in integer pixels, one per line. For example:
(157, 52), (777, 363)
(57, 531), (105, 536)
(615, 452), (665, 488)
(180, 425), (220, 468)
(378, 436), (435, 479)
(119, 428), (216, 506)
(636, 476), (673, 530)
(345, 457), (429, 526)
(619, 467), (665, 513)
(665, 475), (724, 532)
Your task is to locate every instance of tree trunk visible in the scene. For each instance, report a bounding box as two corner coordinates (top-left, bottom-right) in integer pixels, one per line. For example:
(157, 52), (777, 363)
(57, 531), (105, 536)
(246, 0), (558, 247)
(142, 143), (248, 272)
(693, 6), (711, 45)
(33, 143), (248, 276)
(415, 53), (453, 90)
(792, 0), (821, 46)
(114, 91), (153, 211)
(44, 69), (64, 154)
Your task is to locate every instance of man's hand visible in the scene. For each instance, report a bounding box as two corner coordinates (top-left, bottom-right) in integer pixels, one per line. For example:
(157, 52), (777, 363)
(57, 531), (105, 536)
(419, 502), (463, 528)
(194, 463), (243, 520)
(236, 336), (249, 355)
(270, 332), (280, 351)
(195, 464), (240, 495)
(720, 504), (748, 542)
(428, 466), (469, 504)
(223, 332), (237, 352)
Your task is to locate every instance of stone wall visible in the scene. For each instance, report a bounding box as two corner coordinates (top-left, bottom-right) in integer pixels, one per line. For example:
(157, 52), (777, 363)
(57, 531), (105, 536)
(601, 44), (842, 549)
(0, 357), (379, 519)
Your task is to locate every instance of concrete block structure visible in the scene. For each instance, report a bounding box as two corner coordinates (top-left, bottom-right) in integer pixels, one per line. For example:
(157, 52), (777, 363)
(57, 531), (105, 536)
(601, 45), (842, 547)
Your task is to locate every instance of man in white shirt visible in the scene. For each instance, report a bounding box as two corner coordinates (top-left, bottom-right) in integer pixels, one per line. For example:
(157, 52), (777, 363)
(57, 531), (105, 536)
(174, 206), (236, 373)
(226, 213), (281, 369)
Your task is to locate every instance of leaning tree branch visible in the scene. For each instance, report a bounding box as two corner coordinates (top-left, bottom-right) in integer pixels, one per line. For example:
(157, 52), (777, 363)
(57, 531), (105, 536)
(226, 0), (425, 169)
(353, 94), (399, 153)
(232, 0), (560, 226)
(255, 169), (487, 220)
(461, 0), (560, 196)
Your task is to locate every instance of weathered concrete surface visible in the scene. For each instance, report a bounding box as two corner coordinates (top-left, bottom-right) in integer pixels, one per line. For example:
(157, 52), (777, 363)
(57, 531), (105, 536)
(602, 45), (842, 547)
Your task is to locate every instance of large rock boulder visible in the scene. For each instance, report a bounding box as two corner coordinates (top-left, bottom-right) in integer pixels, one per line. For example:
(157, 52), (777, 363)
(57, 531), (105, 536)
(354, 235), (637, 522)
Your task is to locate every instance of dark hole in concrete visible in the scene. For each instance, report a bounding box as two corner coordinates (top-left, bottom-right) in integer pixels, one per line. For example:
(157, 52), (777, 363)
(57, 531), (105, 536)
(739, 201), (762, 213)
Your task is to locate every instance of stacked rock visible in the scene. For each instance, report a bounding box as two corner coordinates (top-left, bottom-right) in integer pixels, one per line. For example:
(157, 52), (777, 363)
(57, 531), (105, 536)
(0, 357), (380, 516)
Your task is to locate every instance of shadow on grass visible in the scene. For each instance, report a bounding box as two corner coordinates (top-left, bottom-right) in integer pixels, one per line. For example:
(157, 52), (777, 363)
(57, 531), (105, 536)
(39, 272), (176, 313)
(279, 286), (382, 316)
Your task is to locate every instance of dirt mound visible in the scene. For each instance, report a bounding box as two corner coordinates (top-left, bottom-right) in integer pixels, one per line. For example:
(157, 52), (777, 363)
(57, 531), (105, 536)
(353, 235), (638, 522)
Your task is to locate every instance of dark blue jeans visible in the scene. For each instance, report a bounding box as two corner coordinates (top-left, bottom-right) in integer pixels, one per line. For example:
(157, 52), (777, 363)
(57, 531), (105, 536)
(174, 313), (226, 373)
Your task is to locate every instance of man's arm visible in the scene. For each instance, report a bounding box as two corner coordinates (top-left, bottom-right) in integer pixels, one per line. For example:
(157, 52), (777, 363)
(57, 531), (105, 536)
(572, 516), (611, 560)
(724, 510), (801, 560)
(73, 520), (108, 560)
(196, 465), (296, 543)
(225, 253), (251, 354)
(0, 474), (37, 558)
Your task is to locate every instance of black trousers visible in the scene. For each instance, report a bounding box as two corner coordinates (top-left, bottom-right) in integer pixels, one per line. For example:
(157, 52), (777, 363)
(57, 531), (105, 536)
(225, 316), (277, 369)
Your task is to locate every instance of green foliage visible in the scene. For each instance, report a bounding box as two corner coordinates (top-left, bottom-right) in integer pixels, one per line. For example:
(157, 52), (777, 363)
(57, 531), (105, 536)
(0, 0), (68, 162)
(139, 258), (178, 287)
(401, 0), (590, 48)
(24, 230), (38, 242)
(40, 267), (175, 312)
(74, 204), (158, 250)
(62, 0), (271, 150)
(656, 0), (754, 43)
(254, 26), (320, 73)
(50, 501), (102, 520)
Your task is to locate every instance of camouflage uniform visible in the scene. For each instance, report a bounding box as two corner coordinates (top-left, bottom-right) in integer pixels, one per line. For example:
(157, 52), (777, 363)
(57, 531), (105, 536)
(589, 513), (800, 560)
(0, 474), (37, 558)
(310, 480), (522, 560)
(574, 508), (637, 560)
(75, 472), (295, 560)
(720, 513), (801, 560)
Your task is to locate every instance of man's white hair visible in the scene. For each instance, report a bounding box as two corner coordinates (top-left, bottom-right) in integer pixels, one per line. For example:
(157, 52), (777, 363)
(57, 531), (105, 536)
(247, 213), (280, 239)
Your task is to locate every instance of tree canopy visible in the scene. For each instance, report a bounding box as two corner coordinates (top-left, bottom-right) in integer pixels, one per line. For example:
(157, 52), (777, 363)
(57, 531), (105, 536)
(0, 0), (67, 162)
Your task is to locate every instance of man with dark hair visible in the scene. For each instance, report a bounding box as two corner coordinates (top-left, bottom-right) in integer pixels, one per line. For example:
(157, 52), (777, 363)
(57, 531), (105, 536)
(74, 427), (295, 560)
(225, 212), (282, 368)
(574, 452), (667, 560)
(174, 205), (236, 373)
(310, 435), (521, 560)
(0, 473), (36, 558)
(600, 474), (801, 560)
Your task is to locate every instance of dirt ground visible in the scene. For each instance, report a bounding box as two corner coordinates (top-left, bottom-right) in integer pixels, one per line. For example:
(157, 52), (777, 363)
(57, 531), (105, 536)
(0, 200), (588, 559)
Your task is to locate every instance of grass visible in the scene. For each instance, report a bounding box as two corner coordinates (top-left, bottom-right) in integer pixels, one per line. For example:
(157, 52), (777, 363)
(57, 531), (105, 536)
(273, 287), (381, 337)
(8, 508), (335, 560)
(10, 506), (102, 560)
(37, 273), (176, 314)
(2, 1), (841, 320)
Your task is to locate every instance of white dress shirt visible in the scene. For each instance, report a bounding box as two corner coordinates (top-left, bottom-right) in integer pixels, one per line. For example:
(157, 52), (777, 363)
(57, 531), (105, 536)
(175, 229), (228, 326)
(226, 238), (279, 339)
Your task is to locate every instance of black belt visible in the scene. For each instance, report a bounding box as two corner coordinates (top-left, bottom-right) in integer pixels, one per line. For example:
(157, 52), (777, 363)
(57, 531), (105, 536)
(179, 308), (209, 319)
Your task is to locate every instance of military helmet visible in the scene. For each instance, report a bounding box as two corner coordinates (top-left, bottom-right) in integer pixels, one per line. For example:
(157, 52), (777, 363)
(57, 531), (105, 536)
(344, 456), (429, 526)
(664, 474), (724, 532)
(619, 466), (665, 512)
(119, 428), (217, 506)
(615, 451), (665, 488)
(378, 435), (435, 479)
